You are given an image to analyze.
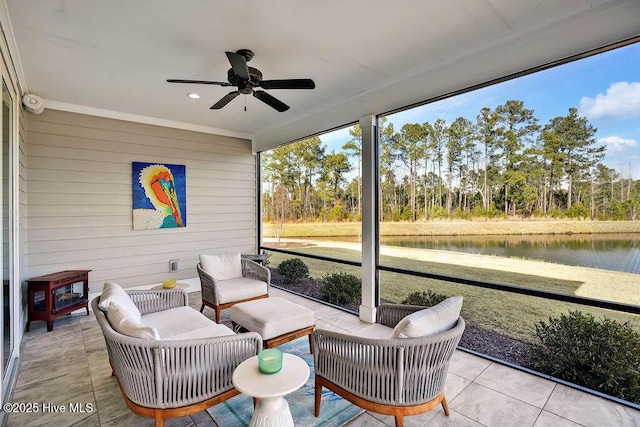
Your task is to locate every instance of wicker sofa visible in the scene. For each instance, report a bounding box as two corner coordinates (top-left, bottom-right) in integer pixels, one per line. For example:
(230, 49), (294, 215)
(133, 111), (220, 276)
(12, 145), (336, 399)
(92, 284), (262, 427)
(314, 300), (465, 427)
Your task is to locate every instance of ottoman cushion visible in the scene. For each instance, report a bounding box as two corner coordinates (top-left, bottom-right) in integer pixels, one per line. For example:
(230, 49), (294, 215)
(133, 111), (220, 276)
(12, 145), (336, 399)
(231, 297), (314, 340)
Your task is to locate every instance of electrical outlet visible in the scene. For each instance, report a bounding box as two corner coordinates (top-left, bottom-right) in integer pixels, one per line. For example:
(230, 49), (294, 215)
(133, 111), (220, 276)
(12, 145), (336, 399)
(169, 259), (179, 272)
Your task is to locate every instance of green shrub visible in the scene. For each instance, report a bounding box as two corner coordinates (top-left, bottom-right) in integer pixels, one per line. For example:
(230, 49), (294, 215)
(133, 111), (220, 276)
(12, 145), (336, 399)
(347, 213), (362, 222)
(428, 206), (448, 219)
(548, 208), (566, 218)
(451, 208), (473, 220)
(531, 208), (544, 218)
(472, 206), (505, 218)
(531, 311), (640, 403)
(566, 203), (589, 219)
(398, 206), (414, 221)
(401, 290), (449, 307)
(391, 210), (403, 221)
(276, 258), (309, 284)
(319, 272), (361, 305)
(327, 204), (346, 221)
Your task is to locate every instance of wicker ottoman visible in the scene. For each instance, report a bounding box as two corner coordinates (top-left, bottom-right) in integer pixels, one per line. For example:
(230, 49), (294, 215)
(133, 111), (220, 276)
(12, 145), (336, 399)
(230, 297), (316, 352)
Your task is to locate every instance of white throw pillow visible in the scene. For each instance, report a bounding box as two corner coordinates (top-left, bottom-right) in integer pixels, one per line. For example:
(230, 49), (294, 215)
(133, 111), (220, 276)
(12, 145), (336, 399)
(98, 281), (142, 323)
(391, 296), (463, 338)
(107, 303), (160, 340)
(200, 253), (243, 281)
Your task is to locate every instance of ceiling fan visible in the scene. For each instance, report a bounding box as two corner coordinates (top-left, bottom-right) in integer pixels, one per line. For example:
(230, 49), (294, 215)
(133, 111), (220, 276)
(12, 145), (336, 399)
(167, 49), (315, 112)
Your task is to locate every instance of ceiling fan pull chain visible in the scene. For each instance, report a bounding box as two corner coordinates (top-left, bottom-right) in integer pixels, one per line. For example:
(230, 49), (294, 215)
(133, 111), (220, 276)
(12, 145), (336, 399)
(244, 94), (247, 112)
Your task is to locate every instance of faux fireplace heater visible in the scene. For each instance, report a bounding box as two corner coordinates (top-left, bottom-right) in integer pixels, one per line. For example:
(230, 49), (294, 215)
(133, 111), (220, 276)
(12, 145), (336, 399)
(26, 270), (91, 332)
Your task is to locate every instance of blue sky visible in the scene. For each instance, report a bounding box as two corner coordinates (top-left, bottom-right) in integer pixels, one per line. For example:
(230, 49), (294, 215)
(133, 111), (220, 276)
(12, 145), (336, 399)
(320, 41), (640, 179)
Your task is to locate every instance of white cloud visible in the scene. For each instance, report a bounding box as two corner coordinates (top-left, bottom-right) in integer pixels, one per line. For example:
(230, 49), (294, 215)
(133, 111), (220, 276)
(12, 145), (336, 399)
(579, 81), (640, 119)
(598, 136), (638, 150)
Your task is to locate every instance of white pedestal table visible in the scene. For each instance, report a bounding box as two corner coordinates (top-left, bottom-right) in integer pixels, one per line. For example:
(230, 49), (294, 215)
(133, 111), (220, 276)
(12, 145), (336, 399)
(232, 353), (310, 427)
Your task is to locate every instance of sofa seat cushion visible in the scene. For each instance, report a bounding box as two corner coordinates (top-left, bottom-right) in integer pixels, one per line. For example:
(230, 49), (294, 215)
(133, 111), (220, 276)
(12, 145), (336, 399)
(167, 323), (235, 341)
(200, 253), (242, 281)
(98, 282), (142, 322)
(231, 297), (314, 340)
(349, 323), (394, 340)
(107, 303), (160, 340)
(391, 296), (463, 339)
(216, 277), (268, 304)
(141, 306), (234, 340)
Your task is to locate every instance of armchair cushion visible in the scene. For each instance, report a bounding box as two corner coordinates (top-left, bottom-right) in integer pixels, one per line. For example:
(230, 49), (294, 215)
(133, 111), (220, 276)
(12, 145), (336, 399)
(200, 253), (242, 280)
(98, 281), (142, 322)
(141, 306), (234, 339)
(107, 303), (160, 340)
(216, 277), (269, 304)
(391, 296), (463, 338)
(350, 323), (394, 339)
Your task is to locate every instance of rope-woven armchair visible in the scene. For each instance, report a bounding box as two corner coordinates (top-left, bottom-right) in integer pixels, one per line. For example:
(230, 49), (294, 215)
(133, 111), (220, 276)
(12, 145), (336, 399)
(197, 257), (270, 322)
(92, 290), (262, 427)
(314, 303), (465, 427)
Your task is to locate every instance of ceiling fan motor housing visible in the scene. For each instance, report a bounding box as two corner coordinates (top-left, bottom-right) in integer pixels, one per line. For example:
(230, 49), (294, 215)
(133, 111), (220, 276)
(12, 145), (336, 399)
(235, 49), (254, 62)
(227, 67), (263, 92)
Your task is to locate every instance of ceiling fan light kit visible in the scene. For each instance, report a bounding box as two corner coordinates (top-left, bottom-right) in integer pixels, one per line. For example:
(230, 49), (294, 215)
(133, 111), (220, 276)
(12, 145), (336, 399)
(167, 49), (315, 112)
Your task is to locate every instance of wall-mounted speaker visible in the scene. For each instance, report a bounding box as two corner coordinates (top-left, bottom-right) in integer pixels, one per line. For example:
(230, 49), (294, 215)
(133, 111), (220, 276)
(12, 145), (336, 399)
(22, 94), (44, 114)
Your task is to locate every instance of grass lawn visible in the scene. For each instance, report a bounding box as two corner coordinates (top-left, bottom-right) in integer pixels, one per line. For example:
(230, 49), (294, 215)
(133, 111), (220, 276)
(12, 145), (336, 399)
(264, 219), (640, 238)
(265, 245), (640, 343)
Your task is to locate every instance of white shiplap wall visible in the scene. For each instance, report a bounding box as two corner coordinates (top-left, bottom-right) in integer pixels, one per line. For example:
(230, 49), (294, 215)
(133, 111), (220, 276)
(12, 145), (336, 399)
(18, 106), (27, 321)
(25, 109), (257, 293)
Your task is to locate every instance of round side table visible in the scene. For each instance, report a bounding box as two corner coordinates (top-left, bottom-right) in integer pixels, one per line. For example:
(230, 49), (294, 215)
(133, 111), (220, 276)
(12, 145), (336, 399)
(150, 283), (190, 291)
(232, 353), (309, 427)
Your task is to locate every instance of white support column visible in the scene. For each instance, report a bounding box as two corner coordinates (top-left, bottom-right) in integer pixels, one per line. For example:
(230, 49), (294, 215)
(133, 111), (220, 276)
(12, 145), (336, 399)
(359, 115), (377, 323)
(256, 151), (263, 252)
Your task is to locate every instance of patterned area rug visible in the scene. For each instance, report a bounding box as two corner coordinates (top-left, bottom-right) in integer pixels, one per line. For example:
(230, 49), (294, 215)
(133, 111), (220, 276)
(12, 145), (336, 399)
(207, 337), (364, 426)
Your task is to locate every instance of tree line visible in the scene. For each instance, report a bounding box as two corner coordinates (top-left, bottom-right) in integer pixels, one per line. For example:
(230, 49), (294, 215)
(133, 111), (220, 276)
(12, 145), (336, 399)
(262, 100), (639, 227)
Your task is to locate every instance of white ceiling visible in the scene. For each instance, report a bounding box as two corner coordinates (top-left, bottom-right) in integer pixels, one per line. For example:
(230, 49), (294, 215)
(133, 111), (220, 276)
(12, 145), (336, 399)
(4, 0), (640, 151)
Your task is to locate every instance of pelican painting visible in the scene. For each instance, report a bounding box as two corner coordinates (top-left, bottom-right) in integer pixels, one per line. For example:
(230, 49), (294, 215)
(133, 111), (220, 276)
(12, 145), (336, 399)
(132, 162), (187, 230)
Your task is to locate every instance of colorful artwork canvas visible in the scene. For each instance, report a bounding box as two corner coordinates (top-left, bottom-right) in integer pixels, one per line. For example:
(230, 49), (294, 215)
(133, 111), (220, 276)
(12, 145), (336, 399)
(132, 162), (187, 230)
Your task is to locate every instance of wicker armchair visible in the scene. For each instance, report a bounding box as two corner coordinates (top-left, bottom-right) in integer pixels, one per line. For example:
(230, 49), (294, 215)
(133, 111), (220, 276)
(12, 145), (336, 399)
(197, 257), (270, 322)
(314, 303), (465, 427)
(92, 290), (262, 427)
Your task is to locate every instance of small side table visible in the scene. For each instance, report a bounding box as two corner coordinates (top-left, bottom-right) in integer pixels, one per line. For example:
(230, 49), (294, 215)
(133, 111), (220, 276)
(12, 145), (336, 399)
(150, 283), (190, 291)
(233, 353), (309, 427)
(241, 253), (270, 265)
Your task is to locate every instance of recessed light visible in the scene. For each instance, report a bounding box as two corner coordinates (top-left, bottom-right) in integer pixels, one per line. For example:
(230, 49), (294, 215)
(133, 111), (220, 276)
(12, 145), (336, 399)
(187, 93), (200, 99)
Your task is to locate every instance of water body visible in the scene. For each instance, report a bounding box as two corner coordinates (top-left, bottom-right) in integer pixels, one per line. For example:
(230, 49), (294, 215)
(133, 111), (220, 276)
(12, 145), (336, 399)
(379, 233), (640, 275)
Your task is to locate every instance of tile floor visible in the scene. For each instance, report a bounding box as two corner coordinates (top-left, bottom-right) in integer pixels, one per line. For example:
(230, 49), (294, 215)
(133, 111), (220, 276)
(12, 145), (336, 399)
(6, 288), (640, 427)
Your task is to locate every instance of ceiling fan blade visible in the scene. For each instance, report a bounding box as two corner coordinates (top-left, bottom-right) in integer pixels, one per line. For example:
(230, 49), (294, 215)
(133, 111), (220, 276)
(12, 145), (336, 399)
(253, 90), (289, 112)
(259, 79), (315, 90)
(210, 91), (240, 109)
(167, 79), (230, 86)
(225, 51), (250, 80)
